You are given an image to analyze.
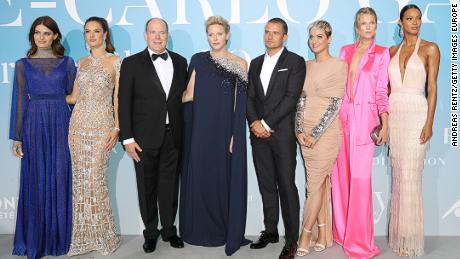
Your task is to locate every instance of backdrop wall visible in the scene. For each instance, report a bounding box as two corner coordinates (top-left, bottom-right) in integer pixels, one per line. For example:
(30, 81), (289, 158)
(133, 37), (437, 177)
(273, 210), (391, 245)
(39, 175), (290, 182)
(0, 0), (459, 236)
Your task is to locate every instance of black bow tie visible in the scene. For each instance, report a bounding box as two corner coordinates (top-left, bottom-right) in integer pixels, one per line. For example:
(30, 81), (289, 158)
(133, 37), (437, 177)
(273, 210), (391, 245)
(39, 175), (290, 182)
(151, 52), (168, 61)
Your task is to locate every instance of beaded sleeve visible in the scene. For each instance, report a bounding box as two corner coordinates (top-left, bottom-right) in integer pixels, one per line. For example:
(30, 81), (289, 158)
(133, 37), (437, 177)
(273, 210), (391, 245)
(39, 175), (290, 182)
(295, 93), (306, 135)
(310, 97), (342, 140)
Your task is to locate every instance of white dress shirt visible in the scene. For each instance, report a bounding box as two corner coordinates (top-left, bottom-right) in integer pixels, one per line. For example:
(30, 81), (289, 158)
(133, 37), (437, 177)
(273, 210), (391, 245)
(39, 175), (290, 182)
(123, 48), (174, 145)
(259, 47), (284, 132)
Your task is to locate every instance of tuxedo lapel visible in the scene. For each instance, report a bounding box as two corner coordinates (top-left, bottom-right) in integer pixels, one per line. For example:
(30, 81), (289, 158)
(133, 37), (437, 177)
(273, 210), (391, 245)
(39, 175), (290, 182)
(265, 48), (287, 98)
(141, 48), (166, 98)
(254, 57), (265, 98)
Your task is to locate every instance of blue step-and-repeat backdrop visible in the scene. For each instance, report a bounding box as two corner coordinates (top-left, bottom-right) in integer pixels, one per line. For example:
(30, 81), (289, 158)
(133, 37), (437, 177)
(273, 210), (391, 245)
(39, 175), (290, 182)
(0, 0), (459, 236)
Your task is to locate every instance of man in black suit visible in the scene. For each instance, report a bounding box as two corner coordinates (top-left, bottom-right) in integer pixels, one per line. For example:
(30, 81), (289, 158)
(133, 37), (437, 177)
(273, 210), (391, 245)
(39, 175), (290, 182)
(118, 18), (187, 253)
(247, 18), (306, 259)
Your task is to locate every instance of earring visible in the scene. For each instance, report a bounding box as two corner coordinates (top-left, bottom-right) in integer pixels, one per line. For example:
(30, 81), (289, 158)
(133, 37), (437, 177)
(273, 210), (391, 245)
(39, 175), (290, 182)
(102, 39), (107, 50)
(399, 27), (404, 38)
(85, 43), (90, 51)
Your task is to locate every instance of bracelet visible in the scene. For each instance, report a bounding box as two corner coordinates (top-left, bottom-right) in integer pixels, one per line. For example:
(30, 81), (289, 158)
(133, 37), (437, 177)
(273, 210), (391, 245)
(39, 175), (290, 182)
(113, 127), (120, 132)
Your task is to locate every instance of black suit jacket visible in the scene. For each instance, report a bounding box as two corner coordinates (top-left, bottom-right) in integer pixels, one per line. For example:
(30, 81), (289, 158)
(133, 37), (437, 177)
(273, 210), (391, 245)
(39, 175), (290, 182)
(247, 48), (306, 139)
(118, 48), (188, 149)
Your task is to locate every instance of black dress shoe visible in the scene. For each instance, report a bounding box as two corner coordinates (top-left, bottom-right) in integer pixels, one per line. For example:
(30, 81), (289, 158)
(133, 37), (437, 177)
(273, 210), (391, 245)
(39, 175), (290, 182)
(162, 235), (184, 248)
(250, 231), (279, 249)
(143, 237), (158, 253)
(279, 243), (297, 259)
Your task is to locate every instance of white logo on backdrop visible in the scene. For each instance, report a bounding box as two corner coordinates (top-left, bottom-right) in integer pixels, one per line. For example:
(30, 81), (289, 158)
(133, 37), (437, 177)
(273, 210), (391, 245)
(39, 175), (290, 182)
(374, 156), (447, 167)
(0, 0), (447, 27)
(442, 198), (460, 219)
(0, 196), (18, 220)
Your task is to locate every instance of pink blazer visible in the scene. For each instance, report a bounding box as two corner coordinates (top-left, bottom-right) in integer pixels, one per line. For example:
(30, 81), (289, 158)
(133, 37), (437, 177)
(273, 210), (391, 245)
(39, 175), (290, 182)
(339, 41), (390, 145)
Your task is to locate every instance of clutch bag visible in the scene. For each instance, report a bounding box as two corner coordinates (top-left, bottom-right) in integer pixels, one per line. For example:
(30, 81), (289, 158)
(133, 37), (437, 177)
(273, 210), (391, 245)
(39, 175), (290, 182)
(370, 125), (382, 145)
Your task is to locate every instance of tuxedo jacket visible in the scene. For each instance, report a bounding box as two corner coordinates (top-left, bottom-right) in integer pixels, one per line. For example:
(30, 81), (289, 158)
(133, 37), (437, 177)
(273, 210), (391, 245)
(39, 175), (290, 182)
(247, 48), (306, 139)
(118, 48), (188, 149)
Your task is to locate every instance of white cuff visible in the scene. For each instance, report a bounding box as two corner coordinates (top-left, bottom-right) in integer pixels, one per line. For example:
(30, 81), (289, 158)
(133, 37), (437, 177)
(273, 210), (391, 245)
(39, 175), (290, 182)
(261, 119), (274, 132)
(123, 138), (135, 145)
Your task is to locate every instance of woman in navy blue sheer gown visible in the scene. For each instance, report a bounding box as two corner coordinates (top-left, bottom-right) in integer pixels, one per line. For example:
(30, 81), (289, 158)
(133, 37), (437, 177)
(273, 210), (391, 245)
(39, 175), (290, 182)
(179, 16), (250, 255)
(9, 16), (75, 259)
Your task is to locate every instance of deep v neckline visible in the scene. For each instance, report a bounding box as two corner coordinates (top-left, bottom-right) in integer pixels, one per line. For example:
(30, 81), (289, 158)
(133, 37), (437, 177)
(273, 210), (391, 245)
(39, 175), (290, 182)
(397, 38), (419, 86)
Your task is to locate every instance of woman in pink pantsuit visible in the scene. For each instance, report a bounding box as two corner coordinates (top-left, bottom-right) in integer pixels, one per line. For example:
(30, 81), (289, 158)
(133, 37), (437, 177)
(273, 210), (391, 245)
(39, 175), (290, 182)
(331, 7), (390, 259)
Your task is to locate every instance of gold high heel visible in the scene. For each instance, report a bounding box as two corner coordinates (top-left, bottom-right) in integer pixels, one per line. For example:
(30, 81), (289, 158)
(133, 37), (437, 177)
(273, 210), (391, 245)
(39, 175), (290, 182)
(314, 224), (326, 252)
(296, 228), (313, 257)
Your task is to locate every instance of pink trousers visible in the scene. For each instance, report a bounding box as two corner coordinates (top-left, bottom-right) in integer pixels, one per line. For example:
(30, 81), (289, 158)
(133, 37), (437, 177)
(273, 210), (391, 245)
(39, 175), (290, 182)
(331, 103), (380, 259)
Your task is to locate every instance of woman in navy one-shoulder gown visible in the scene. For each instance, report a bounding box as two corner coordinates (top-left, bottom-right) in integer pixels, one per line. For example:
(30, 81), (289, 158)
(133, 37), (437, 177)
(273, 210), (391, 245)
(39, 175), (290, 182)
(179, 16), (250, 256)
(9, 16), (75, 259)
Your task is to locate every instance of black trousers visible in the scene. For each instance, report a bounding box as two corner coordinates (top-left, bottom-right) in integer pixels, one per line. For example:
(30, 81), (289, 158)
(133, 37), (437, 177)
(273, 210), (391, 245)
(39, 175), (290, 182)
(251, 133), (300, 244)
(134, 129), (180, 239)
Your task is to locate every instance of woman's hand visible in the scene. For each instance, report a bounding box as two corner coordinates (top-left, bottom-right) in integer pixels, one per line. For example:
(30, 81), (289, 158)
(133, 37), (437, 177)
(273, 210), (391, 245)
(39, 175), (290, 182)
(420, 123), (433, 144)
(104, 128), (119, 152)
(297, 133), (307, 146)
(12, 141), (23, 158)
(297, 133), (317, 148)
(303, 135), (317, 148)
(377, 124), (389, 145)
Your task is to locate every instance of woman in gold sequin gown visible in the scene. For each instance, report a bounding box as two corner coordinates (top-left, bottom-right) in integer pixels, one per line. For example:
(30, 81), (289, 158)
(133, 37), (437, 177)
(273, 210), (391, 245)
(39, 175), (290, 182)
(66, 17), (121, 256)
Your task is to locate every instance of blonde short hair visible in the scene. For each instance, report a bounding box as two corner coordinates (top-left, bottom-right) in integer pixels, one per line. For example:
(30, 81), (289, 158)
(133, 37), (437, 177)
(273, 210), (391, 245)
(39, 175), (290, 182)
(308, 20), (332, 38)
(205, 16), (230, 33)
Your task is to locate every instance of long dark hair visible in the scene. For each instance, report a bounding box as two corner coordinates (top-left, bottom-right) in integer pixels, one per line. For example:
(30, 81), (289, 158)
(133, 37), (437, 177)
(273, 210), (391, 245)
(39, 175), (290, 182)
(84, 16), (115, 53)
(27, 16), (65, 57)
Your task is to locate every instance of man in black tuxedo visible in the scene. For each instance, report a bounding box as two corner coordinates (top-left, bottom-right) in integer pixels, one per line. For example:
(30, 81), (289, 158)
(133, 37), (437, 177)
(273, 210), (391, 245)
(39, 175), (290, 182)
(247, 18), (306, 259)
(118, 18), (187, 253)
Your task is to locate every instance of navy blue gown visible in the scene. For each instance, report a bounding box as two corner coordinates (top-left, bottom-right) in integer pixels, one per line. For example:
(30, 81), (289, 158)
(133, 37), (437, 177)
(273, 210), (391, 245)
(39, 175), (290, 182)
(179, 52), (250, 255)
(9, 57), (76, 259)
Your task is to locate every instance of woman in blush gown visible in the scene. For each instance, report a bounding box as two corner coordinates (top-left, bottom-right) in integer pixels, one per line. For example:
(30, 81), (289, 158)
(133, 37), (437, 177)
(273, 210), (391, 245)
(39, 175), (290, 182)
(295, 20), (347, 256)
(179, 16), (250, 256)
(331, 7), (390, 259)
(9, 16), (75, 259)
(66, 17), (121, 256)
(388, 4), (439, 257)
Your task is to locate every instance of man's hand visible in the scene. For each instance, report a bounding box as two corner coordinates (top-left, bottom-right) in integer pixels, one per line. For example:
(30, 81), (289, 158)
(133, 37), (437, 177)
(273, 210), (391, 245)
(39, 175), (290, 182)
(125, 142), (142, 162)
(250, 120), (271, 138)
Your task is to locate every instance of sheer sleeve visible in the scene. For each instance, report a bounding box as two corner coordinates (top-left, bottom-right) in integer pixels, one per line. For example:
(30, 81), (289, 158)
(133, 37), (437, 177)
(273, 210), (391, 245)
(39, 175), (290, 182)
(295, 92), (306, 135)
(9, 59), (28, 141)
(66, 56), (77, 95)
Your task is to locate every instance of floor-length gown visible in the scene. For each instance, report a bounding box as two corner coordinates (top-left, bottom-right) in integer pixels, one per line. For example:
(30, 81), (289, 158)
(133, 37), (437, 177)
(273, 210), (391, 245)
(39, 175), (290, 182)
(388, 38), (427, 257)
(179, 52), (250, 255)
(296, 58), (346, 248)
(68, 53), (121, 255)
(9, 57), (76, 259)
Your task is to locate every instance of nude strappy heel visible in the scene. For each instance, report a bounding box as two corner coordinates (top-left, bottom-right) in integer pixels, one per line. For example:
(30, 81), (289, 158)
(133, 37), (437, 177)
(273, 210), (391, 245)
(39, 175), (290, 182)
(314, 224), (326, 252)
(297, 228), (313, 256)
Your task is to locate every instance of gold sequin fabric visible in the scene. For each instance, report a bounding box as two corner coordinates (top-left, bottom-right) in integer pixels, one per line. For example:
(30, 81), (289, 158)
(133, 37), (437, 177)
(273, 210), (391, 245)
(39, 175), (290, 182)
(68, 53), (121, 256)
